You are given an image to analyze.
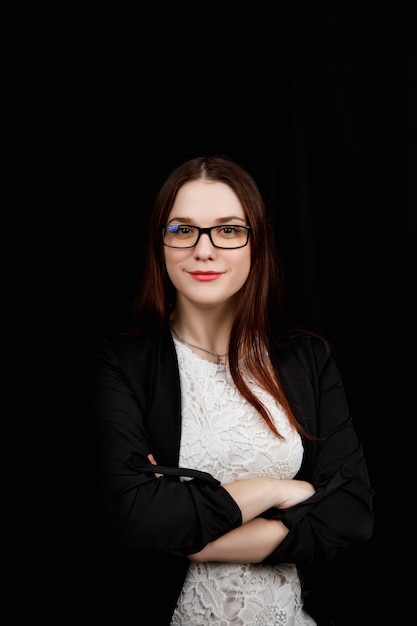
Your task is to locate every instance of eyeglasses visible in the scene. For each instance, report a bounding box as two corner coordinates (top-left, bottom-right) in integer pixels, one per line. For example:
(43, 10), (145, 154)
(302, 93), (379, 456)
(162, 224), (252, 249)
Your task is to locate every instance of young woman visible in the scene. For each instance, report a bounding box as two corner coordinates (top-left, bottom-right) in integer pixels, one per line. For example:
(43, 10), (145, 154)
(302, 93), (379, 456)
(90, 155), (374, 625)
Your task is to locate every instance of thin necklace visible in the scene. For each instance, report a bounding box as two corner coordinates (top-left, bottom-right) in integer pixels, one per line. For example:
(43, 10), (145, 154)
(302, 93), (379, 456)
(170, 325), (228, 365)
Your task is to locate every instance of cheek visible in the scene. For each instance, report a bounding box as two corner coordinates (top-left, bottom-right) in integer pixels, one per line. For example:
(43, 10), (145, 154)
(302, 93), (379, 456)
(164, 250), (185, 284)
(235, 251), (252, 284)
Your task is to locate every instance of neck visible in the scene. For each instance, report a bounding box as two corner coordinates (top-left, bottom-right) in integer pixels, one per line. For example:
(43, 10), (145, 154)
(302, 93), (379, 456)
(170, 325), (228, 365)
(171, 304), (235, 354)
(169, 306), (232, 364)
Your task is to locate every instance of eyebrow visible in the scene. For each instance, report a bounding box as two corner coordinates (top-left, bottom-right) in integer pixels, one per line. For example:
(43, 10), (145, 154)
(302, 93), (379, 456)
(167, 215), (246, 224)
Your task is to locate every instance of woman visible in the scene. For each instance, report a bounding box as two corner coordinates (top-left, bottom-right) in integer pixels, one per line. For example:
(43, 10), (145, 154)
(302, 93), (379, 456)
(90, 155), (374, 625)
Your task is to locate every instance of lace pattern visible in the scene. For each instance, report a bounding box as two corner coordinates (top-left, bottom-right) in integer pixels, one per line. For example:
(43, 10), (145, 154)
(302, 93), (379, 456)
(170, 342), (316, 625)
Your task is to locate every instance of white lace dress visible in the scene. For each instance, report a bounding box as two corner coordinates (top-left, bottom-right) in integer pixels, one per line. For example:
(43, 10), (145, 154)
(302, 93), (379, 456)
(170, 341), (316, 626)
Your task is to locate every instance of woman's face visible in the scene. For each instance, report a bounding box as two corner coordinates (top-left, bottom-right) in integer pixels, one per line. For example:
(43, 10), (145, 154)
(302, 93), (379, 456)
(164, 179), (251, 311)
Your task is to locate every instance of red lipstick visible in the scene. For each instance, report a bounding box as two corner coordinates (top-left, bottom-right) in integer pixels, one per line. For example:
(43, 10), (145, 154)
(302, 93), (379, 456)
(189, 271), (222, 281)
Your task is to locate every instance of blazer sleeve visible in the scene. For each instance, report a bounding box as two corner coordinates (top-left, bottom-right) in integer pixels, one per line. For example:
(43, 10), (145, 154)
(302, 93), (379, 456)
(89, 335), (242, 557)
(261, 334), (374, 568)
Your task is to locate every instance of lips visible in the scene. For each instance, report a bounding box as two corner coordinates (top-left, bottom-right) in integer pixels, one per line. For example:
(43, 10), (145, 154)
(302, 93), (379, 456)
(189, 271), (222, 281)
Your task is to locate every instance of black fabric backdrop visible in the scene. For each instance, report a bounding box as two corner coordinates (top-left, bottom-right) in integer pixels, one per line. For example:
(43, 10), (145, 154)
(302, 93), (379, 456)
(68, 3), (415, 623)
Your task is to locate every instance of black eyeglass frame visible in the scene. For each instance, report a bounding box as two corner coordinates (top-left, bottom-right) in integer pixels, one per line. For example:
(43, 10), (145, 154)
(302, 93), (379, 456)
(162, 224), (252, 249)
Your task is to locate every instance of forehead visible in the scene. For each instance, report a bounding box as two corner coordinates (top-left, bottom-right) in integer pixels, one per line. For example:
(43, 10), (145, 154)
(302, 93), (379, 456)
(169, 180), (245, 220)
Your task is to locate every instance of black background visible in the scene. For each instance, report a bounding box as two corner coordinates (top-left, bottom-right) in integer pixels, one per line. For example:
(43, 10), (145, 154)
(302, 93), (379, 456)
(61, 3), (415, 623)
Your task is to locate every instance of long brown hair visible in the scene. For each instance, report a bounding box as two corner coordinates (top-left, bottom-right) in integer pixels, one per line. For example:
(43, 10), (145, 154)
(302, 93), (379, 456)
(133, 155), (313, 440)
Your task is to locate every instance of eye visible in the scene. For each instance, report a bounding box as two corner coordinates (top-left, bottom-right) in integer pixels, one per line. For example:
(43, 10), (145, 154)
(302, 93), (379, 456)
(167, 225), (195, 237)
(217, 225), (243, 237)
(178, 226), (193, 235)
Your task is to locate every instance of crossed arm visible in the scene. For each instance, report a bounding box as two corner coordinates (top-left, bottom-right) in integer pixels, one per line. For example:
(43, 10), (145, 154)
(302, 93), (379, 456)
(147, 454), (315, 563)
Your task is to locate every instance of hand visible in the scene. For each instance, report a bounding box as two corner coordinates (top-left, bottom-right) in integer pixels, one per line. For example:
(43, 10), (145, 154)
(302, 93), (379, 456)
(147, 453), (163, 478)
(222, 477), (315, 524)
(277, 479), (316, 509)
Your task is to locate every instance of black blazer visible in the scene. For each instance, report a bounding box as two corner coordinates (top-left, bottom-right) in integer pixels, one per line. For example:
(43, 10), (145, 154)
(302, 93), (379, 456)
(87, 327), (374, 625)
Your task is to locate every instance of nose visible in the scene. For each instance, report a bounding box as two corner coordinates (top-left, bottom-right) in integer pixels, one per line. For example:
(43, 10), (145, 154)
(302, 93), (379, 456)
(193, 232), (216, 258)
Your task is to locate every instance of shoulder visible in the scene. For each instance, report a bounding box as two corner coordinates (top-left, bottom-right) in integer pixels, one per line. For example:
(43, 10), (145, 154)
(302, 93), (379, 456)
(271, 330), (344, 404)
(277, 329), (334, 372)
(91, 326), (176, 373)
